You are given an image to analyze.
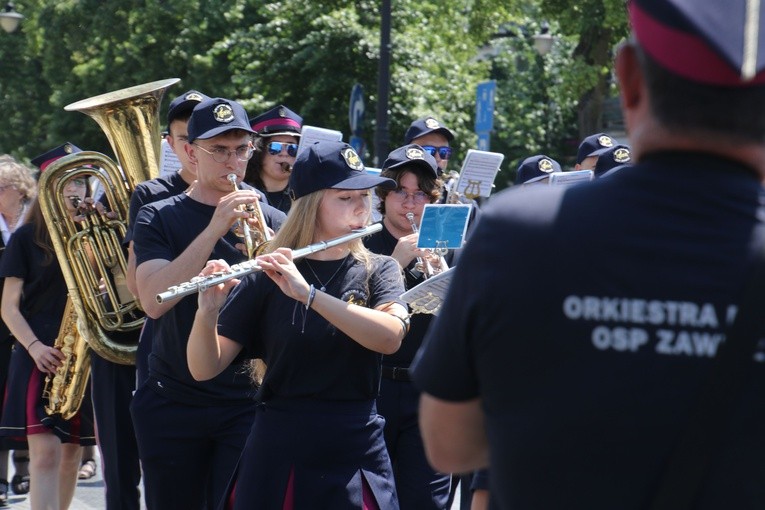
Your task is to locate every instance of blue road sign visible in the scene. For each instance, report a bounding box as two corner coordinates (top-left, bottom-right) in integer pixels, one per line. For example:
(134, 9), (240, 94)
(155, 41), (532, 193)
(349, 84), (365, 136)
(475, 80), (496, 133)
(477, 132), (491, 151)
(349, 135), (365, 158)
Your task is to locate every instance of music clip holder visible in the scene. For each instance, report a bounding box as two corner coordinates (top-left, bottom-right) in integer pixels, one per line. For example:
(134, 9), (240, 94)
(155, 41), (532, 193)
(548, 170), (594, 186)
(416, 203), (471, 252)
(296, 125), (343, 158)
(454, 149), (505, 199)
(400, 266), (455, 315)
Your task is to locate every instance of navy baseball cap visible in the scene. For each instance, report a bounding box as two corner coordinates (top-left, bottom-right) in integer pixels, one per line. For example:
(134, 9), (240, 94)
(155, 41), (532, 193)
(381, 144), (439, 178)
(187, 98), (255, 143)
(31, 142), (82, 172)
(576, 133), (615, 165)
(630, 0), (765, 86)
(289, 141), (396, 200)
(167, 90), (209, 126)
(250, 105), (303, 137)
(594, 145), (632, 177)
(515, 155), (562, 185)
(404, 116), (455, 144)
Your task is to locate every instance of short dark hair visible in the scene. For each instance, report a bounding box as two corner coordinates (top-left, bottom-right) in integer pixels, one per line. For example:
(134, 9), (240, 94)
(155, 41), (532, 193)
(636, 42), (765, 143)
(376, 165), (443, 216)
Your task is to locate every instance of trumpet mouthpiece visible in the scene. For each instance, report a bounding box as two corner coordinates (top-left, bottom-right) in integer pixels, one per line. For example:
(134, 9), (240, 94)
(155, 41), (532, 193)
(280, 162), (292, 173)
(227, 173), (237, 185)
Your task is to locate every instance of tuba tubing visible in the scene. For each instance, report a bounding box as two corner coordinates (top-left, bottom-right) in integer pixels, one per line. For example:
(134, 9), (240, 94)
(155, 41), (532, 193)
(39, 78), (179, 367)
(156, 223), (382, 304)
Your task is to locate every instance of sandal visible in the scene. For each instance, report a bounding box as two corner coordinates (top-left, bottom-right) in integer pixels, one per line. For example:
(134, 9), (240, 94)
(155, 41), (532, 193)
(10, 474), (29, 495)
(78, 459), (97, 480)
(0, 478), (8, 506)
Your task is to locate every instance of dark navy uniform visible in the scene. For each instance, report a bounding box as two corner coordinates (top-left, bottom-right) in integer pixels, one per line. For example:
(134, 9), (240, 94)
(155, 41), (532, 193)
(217, 254), (404, 510)
(0, 223), (96, 445)
(131, 192), (284, 510)
(364, 223), (453, 509)
(412, 154), (765, 509)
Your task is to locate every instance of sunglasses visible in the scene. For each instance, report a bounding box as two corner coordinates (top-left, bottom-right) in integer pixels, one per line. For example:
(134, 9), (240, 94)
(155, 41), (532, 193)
(267, 142), (299, 157)
(421, 145), (452, 160)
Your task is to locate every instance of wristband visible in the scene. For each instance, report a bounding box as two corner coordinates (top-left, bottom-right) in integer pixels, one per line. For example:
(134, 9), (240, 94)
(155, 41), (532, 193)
(27, 339), (40, 351)
(305, 284), (317, 310)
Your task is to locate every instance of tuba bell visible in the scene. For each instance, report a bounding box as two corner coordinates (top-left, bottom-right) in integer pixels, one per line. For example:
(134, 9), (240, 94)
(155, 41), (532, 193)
(39, 78), (179, 375)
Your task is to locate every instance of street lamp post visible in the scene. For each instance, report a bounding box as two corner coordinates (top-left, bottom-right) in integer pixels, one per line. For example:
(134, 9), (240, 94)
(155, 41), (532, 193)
(374, 0), (391, 166)
(0, 2), (23, 34)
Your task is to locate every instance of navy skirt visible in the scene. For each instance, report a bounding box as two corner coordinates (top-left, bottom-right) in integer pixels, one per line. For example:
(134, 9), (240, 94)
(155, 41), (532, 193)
(226, 397), (399, 510)
(0, 340), (95, 445)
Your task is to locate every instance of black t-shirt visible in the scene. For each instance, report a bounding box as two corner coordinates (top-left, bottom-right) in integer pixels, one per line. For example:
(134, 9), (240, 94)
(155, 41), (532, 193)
(124, 172), (189, 245)
(0, 223), (68, 345)
(218, 254), (405, 401)
(364, 223), (456, 367)
(411, 152), (765, 510)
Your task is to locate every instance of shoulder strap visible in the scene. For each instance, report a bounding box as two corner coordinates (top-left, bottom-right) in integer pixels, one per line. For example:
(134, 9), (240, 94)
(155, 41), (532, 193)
(649, 249), (765, 510)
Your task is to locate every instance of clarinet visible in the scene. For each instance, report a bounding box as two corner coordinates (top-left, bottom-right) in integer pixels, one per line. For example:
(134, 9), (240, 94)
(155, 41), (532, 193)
(155, 223), (382, 304)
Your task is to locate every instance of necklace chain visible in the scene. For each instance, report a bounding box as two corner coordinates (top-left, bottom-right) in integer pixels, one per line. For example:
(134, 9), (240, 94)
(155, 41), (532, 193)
(304, 257), (346, 292)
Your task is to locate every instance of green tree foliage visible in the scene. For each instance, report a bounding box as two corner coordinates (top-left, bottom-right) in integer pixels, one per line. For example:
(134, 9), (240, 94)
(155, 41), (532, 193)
(0, 0), (628, 191)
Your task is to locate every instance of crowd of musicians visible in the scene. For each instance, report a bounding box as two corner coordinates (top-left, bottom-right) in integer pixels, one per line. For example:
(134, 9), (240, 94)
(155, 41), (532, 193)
(0, 81), (633, 510)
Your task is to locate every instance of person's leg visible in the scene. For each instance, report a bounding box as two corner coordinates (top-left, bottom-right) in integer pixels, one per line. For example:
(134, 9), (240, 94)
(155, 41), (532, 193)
(78, 445), (96, 480)
(208, 404), (257, 509)
(11, 449), (30, 494)
(28, 432), (63, 510)
(59, 442), (82, 510)
(131, 384), (212, 509)
(0, 449), (8, 504)
(90, 354), (141, 510)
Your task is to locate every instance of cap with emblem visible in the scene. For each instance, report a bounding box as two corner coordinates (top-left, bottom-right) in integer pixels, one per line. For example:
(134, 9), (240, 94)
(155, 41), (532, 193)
(593, 144), (632, 177)
(249, 105), (303, 137)
(187, 97), (255, 143)
(31, 142), (82, 172)
(630, 0), (765, 86)
(381, 144), (439, 178)
(167, 90), (210, 127)
(576, 133), (615, 165)
(289, 141), (396, 200)
(515, 154), (562, 185)
(404, 116), (455, 144)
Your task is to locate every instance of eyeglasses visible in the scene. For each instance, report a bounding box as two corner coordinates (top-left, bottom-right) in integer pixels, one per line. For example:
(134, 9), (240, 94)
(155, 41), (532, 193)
(195, 143), (254, 163)
(267, 142), (299, 157)
(390, 189), (430, 204)
(421, 145), (452, 160)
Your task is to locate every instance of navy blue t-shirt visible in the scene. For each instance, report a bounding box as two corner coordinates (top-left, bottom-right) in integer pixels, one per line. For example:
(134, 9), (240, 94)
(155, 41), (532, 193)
(218, 254), (405, 401)
(412, 152), (765, 510)
(364, 223), (456, 368)
(0, 223), (68, 345)
(124, 172), (190, 245)
(133, 193), (284, 405)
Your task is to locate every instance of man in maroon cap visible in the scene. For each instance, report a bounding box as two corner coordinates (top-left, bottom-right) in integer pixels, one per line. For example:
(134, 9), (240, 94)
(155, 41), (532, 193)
(411, 1), (765, 509)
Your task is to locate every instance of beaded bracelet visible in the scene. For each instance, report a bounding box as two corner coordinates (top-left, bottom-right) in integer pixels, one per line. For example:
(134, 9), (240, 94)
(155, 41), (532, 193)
(305, 284), (317, 310)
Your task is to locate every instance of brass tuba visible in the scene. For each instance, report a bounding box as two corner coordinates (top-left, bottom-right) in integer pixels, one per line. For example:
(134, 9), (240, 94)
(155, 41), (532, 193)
(39, 78), (179, 376)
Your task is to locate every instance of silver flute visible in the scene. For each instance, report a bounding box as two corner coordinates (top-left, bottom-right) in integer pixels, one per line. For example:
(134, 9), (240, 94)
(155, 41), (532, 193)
(155, 223), (382, 304)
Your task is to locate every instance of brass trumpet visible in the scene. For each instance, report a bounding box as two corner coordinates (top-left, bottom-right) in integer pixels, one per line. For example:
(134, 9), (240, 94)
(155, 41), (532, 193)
(228, 173), (270, 259)
(406, 212), (449, 278)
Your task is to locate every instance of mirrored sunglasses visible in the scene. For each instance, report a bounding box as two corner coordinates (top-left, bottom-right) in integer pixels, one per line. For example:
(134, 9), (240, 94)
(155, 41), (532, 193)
(267, 142), (299, 157)
(421, 145), (452, 159)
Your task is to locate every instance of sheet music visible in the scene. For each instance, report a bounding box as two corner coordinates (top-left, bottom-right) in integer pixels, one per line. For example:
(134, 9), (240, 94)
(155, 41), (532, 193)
(456, 149), (504, 198)
(296, 125), (343, 158)
(417, 204), (471, 250)
(159, 139), (182, 178)
(400, 266), (455, 314)
(548, 170), (594, 186)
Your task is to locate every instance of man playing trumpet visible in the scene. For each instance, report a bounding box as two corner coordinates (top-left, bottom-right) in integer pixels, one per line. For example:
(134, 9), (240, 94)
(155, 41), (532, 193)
(130, 97), (285, 510)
